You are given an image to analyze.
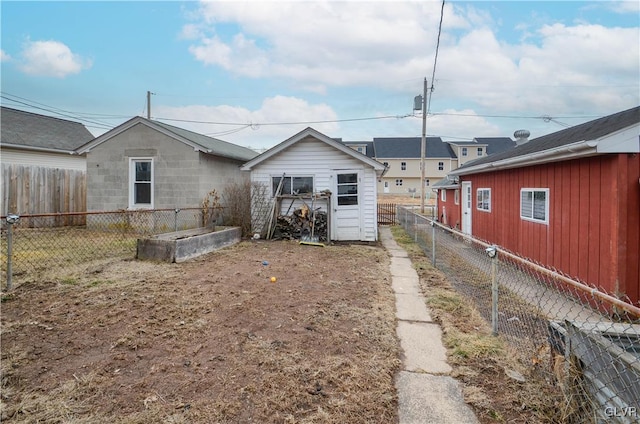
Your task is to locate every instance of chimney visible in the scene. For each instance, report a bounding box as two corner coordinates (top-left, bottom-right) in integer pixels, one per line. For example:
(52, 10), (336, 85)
(514, 129), (530, 146)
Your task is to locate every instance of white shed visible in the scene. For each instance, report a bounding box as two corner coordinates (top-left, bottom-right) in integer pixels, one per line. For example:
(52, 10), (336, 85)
(240, 127), (387, 242)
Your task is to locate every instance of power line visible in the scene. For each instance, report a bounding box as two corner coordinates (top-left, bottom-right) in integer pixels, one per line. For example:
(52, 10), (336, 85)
(155, 113), (414, 127)
(427, 0), (445, 115)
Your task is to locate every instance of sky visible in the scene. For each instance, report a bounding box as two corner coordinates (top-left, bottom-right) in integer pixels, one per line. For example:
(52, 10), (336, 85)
(1, 1), (639, 151)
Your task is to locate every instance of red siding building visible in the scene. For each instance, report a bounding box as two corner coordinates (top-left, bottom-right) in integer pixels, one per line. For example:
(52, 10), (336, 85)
(439, 106), (640, 306)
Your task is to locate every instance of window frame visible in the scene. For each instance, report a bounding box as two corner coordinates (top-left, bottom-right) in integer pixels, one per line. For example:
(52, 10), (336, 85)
(395, 179), (403, 186)
(272, 175), (314, 196)
(520, 188), (550, 224)
(462, 147), (468, 157)
(477, 147), (483, 156)
(438, 161), (444, 171)
(128, 158), (154, 209)
(441, 189), (446, 202)
(454, 189), (460, 205)
(476, 188), (491, 212)
(401, 161), (407, 171)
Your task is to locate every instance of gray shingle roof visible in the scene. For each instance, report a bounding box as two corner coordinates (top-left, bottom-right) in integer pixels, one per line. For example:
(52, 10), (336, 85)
(1, 106), (94, 151)
(473, 137), (516, 155)
(340, 141), (375, 158)
(373, 137), (455, 159)
(152, 120), (258, 162)
(456, 106), (640, 171)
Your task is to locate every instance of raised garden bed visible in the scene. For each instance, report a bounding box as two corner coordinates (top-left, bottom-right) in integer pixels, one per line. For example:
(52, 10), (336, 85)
(136, 226), (241, 263)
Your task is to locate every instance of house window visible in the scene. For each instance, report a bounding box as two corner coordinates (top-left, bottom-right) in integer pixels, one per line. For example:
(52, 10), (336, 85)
(383, 162), (389, 168)
(454, 189), (460, 205)
(272, 176), (313, 196)
(357, 146), (365, 154)
(521, 188), (549, 224)
(425, 179), (430, 186)
(438, 162), (444, 171)
(462, 147), (468, 156)
(337, 173), (358, 205)
(477, 188), (491, 212)
(441, 190), (446, 202)
(477, 147), (483, 156)
(401, 162), (407, 171)
(129, 158), (153, 208)
(395, 179), (403, 186)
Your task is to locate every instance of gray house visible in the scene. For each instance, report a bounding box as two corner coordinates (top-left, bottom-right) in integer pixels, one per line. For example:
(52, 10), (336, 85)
(1, 107), (94, 215)
(76, 117), (258, 215)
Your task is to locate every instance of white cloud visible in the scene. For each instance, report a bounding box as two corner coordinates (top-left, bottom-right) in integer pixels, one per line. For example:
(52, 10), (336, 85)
(606, 1), (640, 14)
(19, 39), (92, 78)
(155, 95), (339, 150)
(180, 1), (638, 140)
(0, 49), (11, 61)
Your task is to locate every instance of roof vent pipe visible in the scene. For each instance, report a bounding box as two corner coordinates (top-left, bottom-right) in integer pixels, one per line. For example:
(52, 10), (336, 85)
(514, 129), (530, 146)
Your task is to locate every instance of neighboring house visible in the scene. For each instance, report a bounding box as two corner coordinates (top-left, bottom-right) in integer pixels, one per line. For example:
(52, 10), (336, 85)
(436, 106), (640, 305)
(76, 116), (258, 213)
(240, 127), (387, 242)
(447, 137), (517, 168)
(1, 106), (93, 215)
(342, 136), (515, 197)
(371, 137), (455, 196)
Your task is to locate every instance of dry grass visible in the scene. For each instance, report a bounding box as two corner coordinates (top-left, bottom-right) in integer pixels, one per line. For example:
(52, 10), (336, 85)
(1, 240), (400, 423)
(390, 225), (570, 424)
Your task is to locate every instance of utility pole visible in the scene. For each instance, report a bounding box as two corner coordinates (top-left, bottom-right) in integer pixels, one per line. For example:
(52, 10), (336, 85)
(147, 91), (152, 119)
(420, 78), (427, 214)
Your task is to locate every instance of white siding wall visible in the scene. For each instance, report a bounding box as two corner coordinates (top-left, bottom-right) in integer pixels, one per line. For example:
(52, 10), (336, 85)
(1, 148), (86, 171)
(250, 136), (379, 241)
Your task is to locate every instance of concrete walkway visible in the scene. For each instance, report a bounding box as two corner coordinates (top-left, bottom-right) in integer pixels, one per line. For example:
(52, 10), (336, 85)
(379, 226), (478, 424)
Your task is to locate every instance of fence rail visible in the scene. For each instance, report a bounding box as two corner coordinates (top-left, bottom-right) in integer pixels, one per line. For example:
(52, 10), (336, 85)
(397, 206), (639, 424)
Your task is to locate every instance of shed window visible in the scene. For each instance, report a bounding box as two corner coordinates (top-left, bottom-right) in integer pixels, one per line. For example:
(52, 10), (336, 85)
(521, 188), (549, 224)
(337, 173), (358, 205)
(477, 188), (491, 212)
(129, 158), (153, 209)
(272, 176), (313, 196)
(441, 190), (446, 202)
(401, 162), (407, 171)
(454, 189), (460, 205)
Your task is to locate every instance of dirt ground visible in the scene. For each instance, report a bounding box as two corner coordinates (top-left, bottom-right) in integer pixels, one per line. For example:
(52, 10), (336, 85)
(1, 240), (400, 423)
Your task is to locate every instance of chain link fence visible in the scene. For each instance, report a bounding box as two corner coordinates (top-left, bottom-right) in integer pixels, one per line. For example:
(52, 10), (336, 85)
(398, 206), (640, 424)
(0, 208), (210, 288)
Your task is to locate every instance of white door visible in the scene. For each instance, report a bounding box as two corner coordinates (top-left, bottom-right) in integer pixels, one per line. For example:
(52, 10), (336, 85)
(383, 181), (390, 193)
(461, 181), (472, 235)
(332, 171), (361, 241)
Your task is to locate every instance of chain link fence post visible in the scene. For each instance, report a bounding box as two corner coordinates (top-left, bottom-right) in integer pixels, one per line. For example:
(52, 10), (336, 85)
(487, 245), (499, 336)
(174, 208), (180, 232)
(5, 214), (20, 291)
(431, 220), (436, 266)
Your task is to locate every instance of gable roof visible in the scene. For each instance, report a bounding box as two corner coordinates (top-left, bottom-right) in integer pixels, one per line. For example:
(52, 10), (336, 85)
(240, 127), (386, 176)
(1, 106), (94, 153)
(372, 137), (455, 159)
(451, 106), (640, 176)
(76, 116), (258, 162)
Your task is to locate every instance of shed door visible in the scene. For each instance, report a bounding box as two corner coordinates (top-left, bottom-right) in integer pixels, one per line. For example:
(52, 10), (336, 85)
(332, 171), (361, 241)
(461, 181), (472, 235)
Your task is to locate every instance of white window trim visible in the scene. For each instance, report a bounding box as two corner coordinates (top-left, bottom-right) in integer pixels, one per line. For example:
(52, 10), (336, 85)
(441, 189), (446, 202)
(271, 175), (314, 197)
(476, 188), (491, 212)
(401, 161), (407, 171)
(454, 189), (460, 205)
(129, 157), (154, 209)
(462, 147), (468, 156)
(520, 188), (550, 224)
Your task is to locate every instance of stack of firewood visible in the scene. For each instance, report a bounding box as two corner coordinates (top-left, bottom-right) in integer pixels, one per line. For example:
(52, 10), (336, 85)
(272, 206), (328, 241)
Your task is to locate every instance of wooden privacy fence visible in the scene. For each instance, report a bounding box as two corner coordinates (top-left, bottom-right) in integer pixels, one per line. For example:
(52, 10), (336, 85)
(377, 203), (397, 226)
(1, 164), (86, 222)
